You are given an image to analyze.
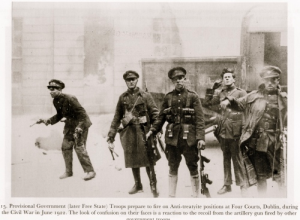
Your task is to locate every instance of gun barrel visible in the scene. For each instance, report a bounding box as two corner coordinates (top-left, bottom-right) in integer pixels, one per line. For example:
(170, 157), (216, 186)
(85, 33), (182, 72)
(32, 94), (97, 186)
(30, 123), (37, 127)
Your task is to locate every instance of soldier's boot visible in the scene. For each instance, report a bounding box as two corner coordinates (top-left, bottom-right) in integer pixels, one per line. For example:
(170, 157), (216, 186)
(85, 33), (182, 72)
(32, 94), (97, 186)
(257, 178), (267, 196)
(128, 168), (143, 194)
(190, 175), (199, 198)
(83, 171), (96, 181)
(60, 150), (73, 179)
(146, 166), (159, 198)
(169, 174), (178, 197)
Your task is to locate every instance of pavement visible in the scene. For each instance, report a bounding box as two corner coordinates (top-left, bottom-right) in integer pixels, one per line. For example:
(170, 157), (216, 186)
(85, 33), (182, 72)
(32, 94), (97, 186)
(11, 114), (286, 198)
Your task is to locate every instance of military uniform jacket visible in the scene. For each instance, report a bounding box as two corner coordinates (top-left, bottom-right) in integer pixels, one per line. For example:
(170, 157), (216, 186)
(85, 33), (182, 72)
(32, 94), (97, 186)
(151, 88), (205, 147)
(108, 87), (159, 140)
(227, 86), (287, 151)
(203, 85), (247, 139)
(48, 93), (92, 135)
(107, 87), (159, 168)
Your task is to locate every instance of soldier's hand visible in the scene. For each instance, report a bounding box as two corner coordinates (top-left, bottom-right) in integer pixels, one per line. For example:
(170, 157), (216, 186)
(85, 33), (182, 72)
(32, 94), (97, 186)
(220, 99), (230, 110)
(75, 127), (83, 134)
(108, 142), (115, 151)
(212, 79), (222, 90)
(146, 131), (153, 140)
(37, 119), (49, 126)
(197, 140), (206, 150)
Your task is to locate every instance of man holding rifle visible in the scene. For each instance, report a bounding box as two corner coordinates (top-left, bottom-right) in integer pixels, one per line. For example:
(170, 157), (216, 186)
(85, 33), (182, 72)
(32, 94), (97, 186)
(220, 66), (287, 197)
(146, 67), (206, 198)
(203, 68), (248, 196)
(107, 70), (160, 197)
(37, 79), (96, 181)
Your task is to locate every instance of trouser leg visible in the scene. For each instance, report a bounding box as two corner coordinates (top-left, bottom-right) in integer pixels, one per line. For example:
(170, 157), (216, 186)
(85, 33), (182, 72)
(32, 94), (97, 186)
(190, 175), (199, 198)
(220, 138), (232, 186)
(230, 139), (247, 187)
(146, 166), (159, 198)
(74, 129), (94, 173)
(60, 138), (74, 179)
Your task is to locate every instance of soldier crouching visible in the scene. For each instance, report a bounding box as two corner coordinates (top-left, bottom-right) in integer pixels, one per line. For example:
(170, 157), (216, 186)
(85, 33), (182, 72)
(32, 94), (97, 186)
(38, 79), (96, 181)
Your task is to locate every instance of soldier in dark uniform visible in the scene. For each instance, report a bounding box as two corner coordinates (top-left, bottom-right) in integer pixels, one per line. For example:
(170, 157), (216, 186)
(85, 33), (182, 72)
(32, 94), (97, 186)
(221, 66), (287, 196)
(107, 70), (160, 197)
(203, 68), (248, 195)
(38, 79), (96, 181)
(146, 67), (205, 198)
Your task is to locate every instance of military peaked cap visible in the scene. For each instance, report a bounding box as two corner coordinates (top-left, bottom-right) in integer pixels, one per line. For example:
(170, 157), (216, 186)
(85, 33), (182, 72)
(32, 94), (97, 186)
(123, 70), (139, 80)
(259, 66), (282, 79)
(47, 79), (65, 89)
(168, 67), (187, 79)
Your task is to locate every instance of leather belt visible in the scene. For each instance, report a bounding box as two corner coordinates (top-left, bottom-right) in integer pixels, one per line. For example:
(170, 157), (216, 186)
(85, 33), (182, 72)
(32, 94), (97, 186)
(131, 116), (147, 124)
(227, 112), (242, 121)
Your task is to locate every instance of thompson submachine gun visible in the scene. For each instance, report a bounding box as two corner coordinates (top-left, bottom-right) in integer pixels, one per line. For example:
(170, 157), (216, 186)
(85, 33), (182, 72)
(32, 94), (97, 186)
(198, 149), (212, 198)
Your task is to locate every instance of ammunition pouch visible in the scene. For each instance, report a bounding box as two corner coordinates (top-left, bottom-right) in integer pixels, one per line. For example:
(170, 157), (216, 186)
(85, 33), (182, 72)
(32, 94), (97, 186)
(121, 111), (134, 127)
(183, 124), (189, 139)
(164, 107), (175, 123)
(227, 112), (242, 121)
(257, 118), (277, 131)
(131, 116), (147, 125)
(182, 108), (195, 124)
(167, 123), (174, 137)
(205, 88), (214, 100)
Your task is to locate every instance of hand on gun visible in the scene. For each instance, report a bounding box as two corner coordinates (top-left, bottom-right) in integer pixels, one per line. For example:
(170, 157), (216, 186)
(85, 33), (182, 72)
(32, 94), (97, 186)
(197, 140), (206, 150)
(73, 127), (83, 140)
(30, 119), (49, 127)
(108, 142), (115, 151)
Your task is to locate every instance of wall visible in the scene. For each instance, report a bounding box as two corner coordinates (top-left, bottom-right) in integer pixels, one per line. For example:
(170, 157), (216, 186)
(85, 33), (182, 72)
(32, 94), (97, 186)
(12, 2), (286, 115)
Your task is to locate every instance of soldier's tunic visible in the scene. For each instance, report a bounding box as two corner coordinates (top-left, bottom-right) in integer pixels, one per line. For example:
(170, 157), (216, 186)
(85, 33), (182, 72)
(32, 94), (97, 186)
(228, 85), (287, 183)
(48, 93), (94, 173)
(108, 87), (159, 168)
(203, 85), (247, 186)
(150, 88), (205, 176)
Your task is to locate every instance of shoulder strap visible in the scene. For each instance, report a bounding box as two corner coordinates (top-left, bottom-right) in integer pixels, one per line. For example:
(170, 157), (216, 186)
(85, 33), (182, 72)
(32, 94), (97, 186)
(167, 93), (173, 107)
(186, 92), (192, 108)
(228, 88), (237, 97)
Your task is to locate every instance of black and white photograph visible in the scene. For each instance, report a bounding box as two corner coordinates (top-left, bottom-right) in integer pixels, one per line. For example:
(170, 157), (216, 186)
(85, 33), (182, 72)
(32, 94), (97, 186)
(1, 0), (300, 219)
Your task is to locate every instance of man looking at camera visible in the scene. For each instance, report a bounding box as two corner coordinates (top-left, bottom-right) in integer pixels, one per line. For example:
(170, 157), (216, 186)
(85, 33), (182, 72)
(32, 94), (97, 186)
(146, 67), (205, 198)
(220, 66), (287, 196)
(107, 70), (160, 197)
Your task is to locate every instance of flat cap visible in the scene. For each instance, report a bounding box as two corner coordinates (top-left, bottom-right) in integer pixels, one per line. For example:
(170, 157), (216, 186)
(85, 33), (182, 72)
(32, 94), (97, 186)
(47, 79), (65, 89)
(259, 66), (282, 79)
(123, 70), (139, 80)
(168, 67), (187, 79)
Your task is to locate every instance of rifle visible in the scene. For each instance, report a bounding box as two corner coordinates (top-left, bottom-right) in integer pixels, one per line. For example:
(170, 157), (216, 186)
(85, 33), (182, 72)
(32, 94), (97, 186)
(198, 149), (212, 198)
(156, 132), (167, 158)
(279, 127), (287, 187)
(277, 100), (287, 187)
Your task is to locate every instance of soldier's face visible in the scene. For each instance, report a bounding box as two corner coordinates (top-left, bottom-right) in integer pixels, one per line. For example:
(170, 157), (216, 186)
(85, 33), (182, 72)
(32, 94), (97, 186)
(49, 87), (61, 98)
(223, 73), (235, 86)
(172, 72), (185, 90)
(263, 77), (280, 91)
(125, 77), (138, 89)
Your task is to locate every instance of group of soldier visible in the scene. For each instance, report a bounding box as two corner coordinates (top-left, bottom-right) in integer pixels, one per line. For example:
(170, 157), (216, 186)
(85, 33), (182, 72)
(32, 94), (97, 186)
(38, 65), (287, 198)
